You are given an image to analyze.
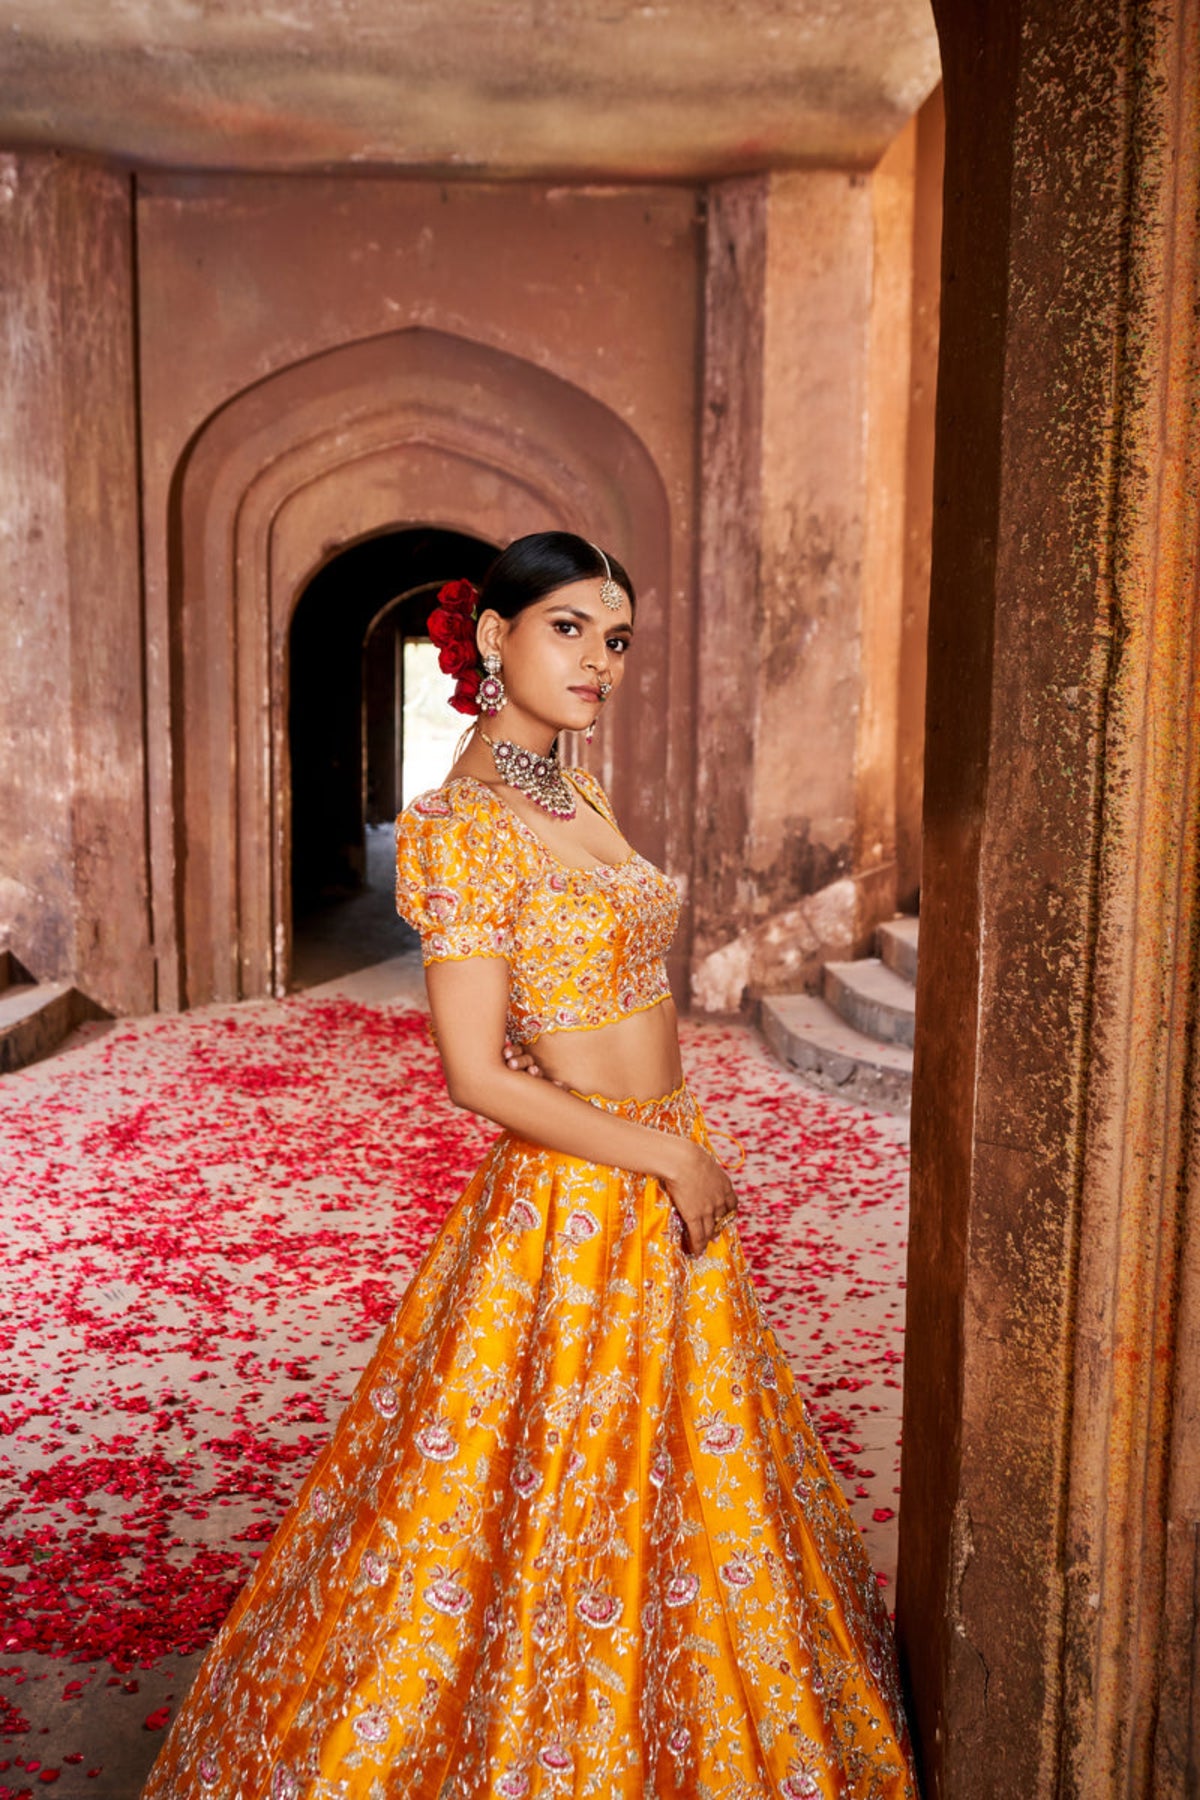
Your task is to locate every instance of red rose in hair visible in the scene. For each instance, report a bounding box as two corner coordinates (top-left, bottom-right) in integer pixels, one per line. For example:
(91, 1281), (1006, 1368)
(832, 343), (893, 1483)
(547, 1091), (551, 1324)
(427, 607), (472, 652)
(436, 578), (478, 617)
(450, 669), (481, 715)
(437, 636), (478, 680)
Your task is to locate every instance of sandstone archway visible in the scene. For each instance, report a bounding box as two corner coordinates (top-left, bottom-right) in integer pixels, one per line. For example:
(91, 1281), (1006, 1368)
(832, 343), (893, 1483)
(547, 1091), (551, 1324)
(167, 327), (673, 1007)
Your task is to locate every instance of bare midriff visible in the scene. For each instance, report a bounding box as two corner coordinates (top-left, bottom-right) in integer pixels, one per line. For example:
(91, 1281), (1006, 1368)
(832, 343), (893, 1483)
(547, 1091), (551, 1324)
(530, 996), (684, 1106)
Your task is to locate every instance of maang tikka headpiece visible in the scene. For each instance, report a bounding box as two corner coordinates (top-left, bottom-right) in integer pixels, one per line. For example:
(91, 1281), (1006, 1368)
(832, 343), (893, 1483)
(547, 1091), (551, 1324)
(589, 542), (625, 611)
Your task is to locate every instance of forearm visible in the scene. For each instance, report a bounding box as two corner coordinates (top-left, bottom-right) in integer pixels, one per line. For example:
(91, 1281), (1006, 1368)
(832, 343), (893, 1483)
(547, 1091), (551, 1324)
(448, 1063), (697, 1184)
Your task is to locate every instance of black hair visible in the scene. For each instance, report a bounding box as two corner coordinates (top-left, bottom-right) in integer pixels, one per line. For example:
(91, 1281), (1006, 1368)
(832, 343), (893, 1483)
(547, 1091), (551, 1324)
(477, 531), (635, 620)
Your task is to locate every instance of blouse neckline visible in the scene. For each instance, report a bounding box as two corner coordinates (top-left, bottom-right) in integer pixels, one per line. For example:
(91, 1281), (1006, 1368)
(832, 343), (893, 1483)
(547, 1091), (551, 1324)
(444, 773), (637, 877)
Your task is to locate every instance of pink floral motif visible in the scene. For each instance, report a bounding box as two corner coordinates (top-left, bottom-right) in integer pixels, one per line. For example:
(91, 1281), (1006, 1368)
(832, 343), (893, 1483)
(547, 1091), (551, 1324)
(576, 1590), (620, 1628)
(414, 1420), (457, 1461)
(519, 1013), (545, 1038)
(371, 1384), (399, 1419)
(207, 1660), (229, 1702)
(567, 1449), (586, 1475)
(412, 793), (453, 816)
(424, 886), (460, 921)
(352, 1706), (391, 1745)
(271, 1767), (299, 1800)
(563, 1207), (600, 1243)
(309, 1486), (330, 1520)
(663, 1572), (700, 1608)
(511, 1459), (541, 1498)
(700, 1420), (744, 1454)
(782, 1776), (821, 1799)
(548, 872), (569, 893)
(331, 1522), (351, 1554)
(554, 1007), (582, 1029)
(197, 1754), (219, 1786)
(536, 1742), (572, 1773)
(505, 1199), (540, 1233)
(530, 1597), (563, 1646)
(667, 1725), (691, 1756)
(424, 1575), (471, 1616)
(361, 1550), (388, 1586)
(496, 1774), (531, 1798)
(720, 1556), (755, 1588)
(649, 1450), (669, 1487)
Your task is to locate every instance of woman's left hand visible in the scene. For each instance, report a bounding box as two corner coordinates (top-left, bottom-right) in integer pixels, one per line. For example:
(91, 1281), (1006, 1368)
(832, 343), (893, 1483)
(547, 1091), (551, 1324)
(502, 1038), (544, 1077)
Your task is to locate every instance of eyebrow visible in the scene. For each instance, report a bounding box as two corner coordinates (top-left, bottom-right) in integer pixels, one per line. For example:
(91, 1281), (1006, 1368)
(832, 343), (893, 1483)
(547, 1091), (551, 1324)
(549, 605), (634, 636)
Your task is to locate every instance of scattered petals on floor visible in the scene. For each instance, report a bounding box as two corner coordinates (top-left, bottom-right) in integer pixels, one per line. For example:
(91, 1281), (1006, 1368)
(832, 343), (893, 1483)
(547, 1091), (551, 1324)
(0, 993), (907, 1794)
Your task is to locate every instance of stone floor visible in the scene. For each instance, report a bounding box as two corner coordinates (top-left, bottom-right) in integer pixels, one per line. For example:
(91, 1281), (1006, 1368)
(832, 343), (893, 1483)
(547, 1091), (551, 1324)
(0, 869), (910, 1800)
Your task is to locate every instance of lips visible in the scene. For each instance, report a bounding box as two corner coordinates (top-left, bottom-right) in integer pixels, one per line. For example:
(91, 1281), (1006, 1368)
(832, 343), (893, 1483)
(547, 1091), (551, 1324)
(568, 685), (600, 701)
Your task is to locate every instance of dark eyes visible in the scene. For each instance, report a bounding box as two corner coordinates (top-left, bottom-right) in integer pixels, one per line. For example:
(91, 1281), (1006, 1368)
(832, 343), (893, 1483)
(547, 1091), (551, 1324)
(551, 620), (630, 654)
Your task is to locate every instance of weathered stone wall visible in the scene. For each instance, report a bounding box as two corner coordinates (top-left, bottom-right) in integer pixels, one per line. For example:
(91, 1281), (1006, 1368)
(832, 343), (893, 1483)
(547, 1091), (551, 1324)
(898, 1), (1200, 1794)
(2, 148), (938, 1020)
(0, 155), (152, 1014)
(693, 131), (937, 1010)
(896, 86), (943, 909)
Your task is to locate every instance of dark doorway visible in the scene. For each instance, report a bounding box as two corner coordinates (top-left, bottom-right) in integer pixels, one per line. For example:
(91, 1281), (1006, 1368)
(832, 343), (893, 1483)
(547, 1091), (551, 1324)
(288, 525), (494, 988)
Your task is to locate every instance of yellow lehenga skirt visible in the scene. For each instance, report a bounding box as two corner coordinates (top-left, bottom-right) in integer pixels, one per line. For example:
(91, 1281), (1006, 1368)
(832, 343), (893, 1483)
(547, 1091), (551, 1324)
(142, 1084), (916, 1800)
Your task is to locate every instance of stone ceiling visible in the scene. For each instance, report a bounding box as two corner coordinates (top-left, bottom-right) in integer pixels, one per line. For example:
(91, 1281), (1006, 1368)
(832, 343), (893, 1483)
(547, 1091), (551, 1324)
(0, 0), (940, 179)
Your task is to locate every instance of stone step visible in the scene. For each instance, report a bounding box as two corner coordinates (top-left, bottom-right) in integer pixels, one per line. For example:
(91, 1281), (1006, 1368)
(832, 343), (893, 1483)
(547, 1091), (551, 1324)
(876, 913), (919, 984)
(760, 991), (913, 1112)
(0, 980), (92, 1074)
(823, 957), (916, 1047)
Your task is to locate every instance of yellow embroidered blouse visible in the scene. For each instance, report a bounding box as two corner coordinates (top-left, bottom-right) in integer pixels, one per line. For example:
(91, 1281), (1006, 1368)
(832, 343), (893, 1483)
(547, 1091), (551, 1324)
(394, 769), (679, 1047)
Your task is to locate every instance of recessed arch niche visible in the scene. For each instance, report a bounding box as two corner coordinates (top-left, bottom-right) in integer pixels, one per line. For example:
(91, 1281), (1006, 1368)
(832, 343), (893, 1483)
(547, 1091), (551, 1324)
(167, 327), (673, 1008)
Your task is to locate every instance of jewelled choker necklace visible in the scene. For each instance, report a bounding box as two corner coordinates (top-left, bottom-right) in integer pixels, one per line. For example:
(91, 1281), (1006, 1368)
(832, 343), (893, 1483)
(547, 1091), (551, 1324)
(478, 731), (577, 819)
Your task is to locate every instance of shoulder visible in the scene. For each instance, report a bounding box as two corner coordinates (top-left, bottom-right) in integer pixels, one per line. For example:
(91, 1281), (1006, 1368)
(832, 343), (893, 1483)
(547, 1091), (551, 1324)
(398, 777), (515, 839)
(395, 779), (527, 939)
(566, 765), (619, 827)
(396, 778), (527, 884)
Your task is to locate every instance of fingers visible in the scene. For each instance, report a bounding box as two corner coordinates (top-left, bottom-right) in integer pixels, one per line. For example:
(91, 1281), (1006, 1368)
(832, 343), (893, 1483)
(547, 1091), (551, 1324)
(502, 1039), (543, 1077)
(682, 1198), (739, 1256)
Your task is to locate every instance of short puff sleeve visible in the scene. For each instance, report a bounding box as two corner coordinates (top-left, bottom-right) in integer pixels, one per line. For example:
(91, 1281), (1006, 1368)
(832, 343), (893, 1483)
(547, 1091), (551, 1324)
(395, 784), (524, 965)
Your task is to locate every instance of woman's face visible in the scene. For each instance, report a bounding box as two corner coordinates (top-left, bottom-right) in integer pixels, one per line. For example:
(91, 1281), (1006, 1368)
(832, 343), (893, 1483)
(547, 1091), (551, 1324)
(478, 578), (634, 739)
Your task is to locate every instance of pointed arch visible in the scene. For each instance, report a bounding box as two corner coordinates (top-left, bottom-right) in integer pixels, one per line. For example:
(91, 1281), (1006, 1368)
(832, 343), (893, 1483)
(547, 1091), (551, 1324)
(166, 327), (674, 1004)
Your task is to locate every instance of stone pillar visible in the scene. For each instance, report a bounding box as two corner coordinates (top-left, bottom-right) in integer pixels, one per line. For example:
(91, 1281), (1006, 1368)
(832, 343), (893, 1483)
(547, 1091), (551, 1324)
(0, 154), (152, 1015)
(693, 148), (920, 1009)
(896, 86), (943, 910)
(897, 1), (1200, 1795)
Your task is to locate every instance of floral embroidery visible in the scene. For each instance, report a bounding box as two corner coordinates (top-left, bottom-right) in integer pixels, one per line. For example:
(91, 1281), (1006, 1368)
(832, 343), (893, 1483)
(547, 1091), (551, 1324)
(495, 1773), (531, 1798)
(423, 1575), (472, 1616)
(139, 778), (917, 1800)
(394, 771), (678, 1047)
(663, 1572), (701, 1608)
(351, 1707), (391, 1745)
(414, 1421), (457, 1461)
(700, 1417), (744, 1454)
(575, 1590), (621, 1628)
(720, 1555), (755, 1588)
(511, 1458), (541, 1498)
(563, 1206), (600, 1243)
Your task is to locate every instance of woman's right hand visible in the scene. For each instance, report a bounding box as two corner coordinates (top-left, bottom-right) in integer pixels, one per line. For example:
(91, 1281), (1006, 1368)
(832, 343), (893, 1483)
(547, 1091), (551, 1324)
(660, 1139), (740, 1256)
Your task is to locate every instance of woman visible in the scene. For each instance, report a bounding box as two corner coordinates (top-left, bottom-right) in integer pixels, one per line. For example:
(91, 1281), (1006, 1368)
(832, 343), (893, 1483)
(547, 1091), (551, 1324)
(143, 532), (916, 1799)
